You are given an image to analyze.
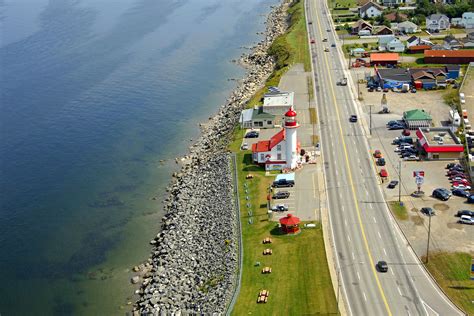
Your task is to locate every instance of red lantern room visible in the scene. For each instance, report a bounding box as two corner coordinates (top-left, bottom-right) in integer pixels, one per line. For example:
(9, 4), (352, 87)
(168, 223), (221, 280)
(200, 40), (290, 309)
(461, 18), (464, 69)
(284, 107), (298, 128)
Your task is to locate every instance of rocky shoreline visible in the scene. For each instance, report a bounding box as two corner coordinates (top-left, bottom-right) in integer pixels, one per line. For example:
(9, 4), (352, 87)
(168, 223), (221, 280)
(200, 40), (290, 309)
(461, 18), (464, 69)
(133, 1), (290, 314)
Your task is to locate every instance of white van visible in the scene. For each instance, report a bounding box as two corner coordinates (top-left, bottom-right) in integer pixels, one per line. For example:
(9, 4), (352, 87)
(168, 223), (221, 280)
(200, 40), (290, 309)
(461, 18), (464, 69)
(460, 215), (474, 225)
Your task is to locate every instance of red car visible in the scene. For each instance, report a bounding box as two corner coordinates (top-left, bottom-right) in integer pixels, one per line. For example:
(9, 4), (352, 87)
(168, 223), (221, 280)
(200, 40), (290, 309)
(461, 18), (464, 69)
(380, 169), (388, 178)
(402, 129), (411, 136)
(374, 150), (382, 158)
(453, 180), (471, 186)
(310, 39), (315, 44)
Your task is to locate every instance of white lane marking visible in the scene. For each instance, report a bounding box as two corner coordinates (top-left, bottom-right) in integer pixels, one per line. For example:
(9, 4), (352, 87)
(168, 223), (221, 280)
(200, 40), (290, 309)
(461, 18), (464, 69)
(344, 219), (348, 227)
(336, 169), (339, 176)
(369, 204), (373, 209)
(357, 158), (361, 164)
(378, 231), (382, 239)
(422, 300), (440, 316)
(390, 269), (394, 276)
(383, 248), (387, 256)
(363, 292), (367, 301)
(352, 252), (355, 260)
(373, 217), (377, 223)
(357, 271), (361, 281)
(397, 286), (402, 296)
(347, 235), (351, 242)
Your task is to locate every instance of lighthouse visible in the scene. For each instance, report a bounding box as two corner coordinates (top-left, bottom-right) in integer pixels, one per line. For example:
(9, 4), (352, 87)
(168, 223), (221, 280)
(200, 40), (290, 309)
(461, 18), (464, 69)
(284, 106), (299, 169)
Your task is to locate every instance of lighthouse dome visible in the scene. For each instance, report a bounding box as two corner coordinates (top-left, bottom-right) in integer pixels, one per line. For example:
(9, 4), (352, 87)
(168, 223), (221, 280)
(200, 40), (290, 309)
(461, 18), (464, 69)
(285, 108), (297, 117)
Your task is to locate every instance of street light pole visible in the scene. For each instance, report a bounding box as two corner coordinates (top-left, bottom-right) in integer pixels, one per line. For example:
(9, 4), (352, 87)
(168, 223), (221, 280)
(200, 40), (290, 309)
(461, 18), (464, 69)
(369, 104), (372, 135)
(425, 214), (432, 264)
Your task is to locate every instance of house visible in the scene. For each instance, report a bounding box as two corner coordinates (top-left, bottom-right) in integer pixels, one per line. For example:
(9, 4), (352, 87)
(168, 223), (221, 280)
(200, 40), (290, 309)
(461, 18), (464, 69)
(426, 14), (450, 32)
(416, 127), (464, 159)
(373, 25), (394, 36)
(252, 108), (300, 170)
(240, 107), (275, 129)
(444, 35), (463, 50)
(356, 0), (371, 6)
(382, 0), (404, 7)
(444, 64), (461, 79)
(370, 52), (399, 66)
(451, 18), (463, 27)
(424, 50), (474, 64)
(378, 36), (405, 52)
(403, 109), (432, 129)
(262, 91), (294, 116)
(375, 67), (412, 89)
(384, 12), (408, 22)
(397, 21), (419, 34)
(352, 19), (373, 35)
(351, 47), (367, 56)
(407, 45), (432, 53)
(461, 12), (474, 29)
(359, 1), (383, 18)
(406, 35), (432, 48)
(411, 70), (437, 89)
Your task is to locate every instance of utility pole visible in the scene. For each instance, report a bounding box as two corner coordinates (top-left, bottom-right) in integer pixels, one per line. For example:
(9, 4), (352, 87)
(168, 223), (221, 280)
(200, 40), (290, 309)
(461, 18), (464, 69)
(425, 214), (432, 263)
(369, 104), (372, 135)
(398, 160), (402, 203)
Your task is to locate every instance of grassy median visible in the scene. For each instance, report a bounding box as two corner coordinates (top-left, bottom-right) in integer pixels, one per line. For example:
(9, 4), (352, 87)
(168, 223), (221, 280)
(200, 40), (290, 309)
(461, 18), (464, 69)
(229, 134), (337, 315)
(424, 252), (474, 315)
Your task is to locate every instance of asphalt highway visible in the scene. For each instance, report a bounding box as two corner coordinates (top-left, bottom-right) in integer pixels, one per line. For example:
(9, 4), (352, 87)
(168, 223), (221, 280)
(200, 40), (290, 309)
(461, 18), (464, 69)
(305, 0), (464, 315)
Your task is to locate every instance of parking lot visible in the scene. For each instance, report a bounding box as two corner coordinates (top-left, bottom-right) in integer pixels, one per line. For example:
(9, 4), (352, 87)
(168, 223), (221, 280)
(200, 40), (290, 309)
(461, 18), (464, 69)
(368, 112), (474, 257)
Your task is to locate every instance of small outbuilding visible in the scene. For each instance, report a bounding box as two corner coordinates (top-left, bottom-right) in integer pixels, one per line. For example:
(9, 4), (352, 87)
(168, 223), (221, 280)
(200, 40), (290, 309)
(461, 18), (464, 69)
(370, 53), (400, 66)
(240, 107), (275, 129)
(403, 109), (432, 129)
(279, 214), (301, 234)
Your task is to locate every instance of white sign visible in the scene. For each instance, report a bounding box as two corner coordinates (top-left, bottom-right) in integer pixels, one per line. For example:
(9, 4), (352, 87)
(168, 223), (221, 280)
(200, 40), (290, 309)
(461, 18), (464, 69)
(415, 175), (424, 185)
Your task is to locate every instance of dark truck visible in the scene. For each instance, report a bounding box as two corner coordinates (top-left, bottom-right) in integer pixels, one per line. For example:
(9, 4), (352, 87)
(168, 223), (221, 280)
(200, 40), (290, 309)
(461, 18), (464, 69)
(272, 179), (294, 188)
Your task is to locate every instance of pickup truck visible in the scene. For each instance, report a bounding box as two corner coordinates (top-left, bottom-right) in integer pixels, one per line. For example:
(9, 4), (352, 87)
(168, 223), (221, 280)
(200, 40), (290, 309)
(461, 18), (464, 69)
(272, 179), (294, 188)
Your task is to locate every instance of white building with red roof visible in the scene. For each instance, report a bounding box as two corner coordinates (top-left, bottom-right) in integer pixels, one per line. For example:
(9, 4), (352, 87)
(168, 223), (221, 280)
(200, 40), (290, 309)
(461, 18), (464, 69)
(252, 107), (300, 170)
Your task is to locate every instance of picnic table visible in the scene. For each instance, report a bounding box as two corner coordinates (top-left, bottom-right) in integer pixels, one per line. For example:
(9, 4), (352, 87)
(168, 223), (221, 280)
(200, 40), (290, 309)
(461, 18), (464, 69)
(262, 237), (272, 244)
(263, 248), (272, 255)
(262, 267), (272, 274)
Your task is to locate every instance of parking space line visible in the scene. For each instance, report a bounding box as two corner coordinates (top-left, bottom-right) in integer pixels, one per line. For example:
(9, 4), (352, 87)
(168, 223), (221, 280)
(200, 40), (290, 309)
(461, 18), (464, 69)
(373, 217), (377, 223)
(397, 286), (402, 296)
(369, 204), (373, 209)
(378, 231), (382, 239)
(383, 248), (387, 256)
(345, 219), (348, 226)
(357, 271), (361, 281)
(363, 292), (367, 301)
(390, 269), (394, 276)
(352, 252), (355, 260)
(347, 235), (351, 242)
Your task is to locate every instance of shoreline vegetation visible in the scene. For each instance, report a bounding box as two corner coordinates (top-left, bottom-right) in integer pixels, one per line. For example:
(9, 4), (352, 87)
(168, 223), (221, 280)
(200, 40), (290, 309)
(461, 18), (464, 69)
(132, 1), (291, 314)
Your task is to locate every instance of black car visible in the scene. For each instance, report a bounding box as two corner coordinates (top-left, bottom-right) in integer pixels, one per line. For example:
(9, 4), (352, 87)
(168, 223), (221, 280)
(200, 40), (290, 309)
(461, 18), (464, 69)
(377, 261), (388, 272)
(468, 195), (474, 203)
(456, 210), (474, 217)
(331, 43), (336, 47)
(452, 189), (470, 198)
(245, 131), (259, 138)
(387, 180), (399, 189)
(271, 204), (289, 212)
(272, 179), (294, 188)
(349, 115), (358, 122)
(433, 188), (450, 201)
(377, 158), (386, 166)
(388, 124), (405, 130)
(446, 163), (459, 169)
(421, 207), (435, 216)
(273, 191), (290, 199)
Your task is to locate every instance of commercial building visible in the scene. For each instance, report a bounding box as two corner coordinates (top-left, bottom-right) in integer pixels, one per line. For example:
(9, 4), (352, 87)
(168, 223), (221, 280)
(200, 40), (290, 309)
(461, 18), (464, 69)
(240, 107), (275, 129)
(416, 127), (464, 159)
(262, 91), (295, 116)
(403, 109), (432, 129)
(424, 50), (474, 64)
(375, 67), (412, 89)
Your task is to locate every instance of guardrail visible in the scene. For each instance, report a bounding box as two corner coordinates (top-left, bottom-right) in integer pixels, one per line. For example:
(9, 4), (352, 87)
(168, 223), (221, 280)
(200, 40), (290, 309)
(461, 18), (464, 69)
(226, 153), (243, 315)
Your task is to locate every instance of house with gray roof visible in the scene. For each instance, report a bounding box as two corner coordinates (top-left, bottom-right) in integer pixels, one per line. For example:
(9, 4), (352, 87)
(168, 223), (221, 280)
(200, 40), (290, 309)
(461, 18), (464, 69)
(397, 21), (419, 34)
(378, 36), (405, 52)
(240, 107), (275, 129)
(359, 1), (384, 18)
(426, 14), (450, 32)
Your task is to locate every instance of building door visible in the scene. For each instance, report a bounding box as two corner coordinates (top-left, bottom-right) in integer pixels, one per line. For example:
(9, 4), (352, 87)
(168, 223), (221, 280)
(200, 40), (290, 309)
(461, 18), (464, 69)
(433, 154), (439, 159)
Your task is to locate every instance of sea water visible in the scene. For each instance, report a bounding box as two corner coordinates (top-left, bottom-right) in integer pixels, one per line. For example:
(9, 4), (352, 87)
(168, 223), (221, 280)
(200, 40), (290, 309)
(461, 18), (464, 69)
(0, 0), (278, 314)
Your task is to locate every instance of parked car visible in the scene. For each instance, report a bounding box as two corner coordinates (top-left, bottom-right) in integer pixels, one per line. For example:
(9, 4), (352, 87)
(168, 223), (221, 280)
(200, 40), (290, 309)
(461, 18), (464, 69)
(452, 179), (471, 186)
(388, 180), (399, 189)
(459, 215), (474, 225)
(452, 189), (470, 198)
(271, 204), (289, 212)
(447, 170), (466, 177)
(380, 169), (388, 178)
(404, 155), (420, 161)
(386, 120), (399, 127)
(273, 191), (290, 199)
(376, 87), (382, 92)
(411, 88), (417, 93)
(421, 207), (435, 216)
(245, 131), (259, 138)
(452, 184), (471, 191)
(324, 47), (329, 52)
(241, 143), (249, 150)
(349, 115), (358, 122)
(446, 163), (460, 169)
(272, 179), (294, 188)
(377, 260), (388, 272)
(468, 195), (474, 203)
(433, 188), (450, 201)
(368, 87), (374, 92)
(377, 158), (386, 166)
(402, 129), (411, 136)
(322, 38), (328, 42)
(449, 166), (465, 172)
(456, 210), (474, 217)
(449, 176), (468, 182)
(388, 124), (405, 130)
(373, 150), (382, 158)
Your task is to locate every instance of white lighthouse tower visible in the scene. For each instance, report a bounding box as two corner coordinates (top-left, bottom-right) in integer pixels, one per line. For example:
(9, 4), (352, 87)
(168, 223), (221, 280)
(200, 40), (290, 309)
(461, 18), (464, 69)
(284, 106), (299, 169)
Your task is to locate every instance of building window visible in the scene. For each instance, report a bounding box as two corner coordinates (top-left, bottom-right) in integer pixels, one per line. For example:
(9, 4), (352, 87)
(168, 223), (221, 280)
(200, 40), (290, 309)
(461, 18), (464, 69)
(260, 154), (264, 161)
(277, 145), (281, 151)
(277, 153), (282, 160)
(267, 120), (272, 125)
(254, 121), (263, 127)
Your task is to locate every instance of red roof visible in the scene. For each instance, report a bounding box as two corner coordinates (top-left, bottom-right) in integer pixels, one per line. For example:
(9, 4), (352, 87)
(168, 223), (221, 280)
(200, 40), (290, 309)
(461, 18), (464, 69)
(252, 129), (285, 153)
(370, 53), (399, 62)
(424, 50), (474, 58)
(409, 45), (431, 51)
(269, 129), (285, 149)
(279, 214), (300, 226)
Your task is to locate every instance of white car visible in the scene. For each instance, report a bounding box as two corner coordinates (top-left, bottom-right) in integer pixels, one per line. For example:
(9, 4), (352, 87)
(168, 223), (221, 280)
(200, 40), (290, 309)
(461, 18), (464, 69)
(241, 143), (249, 150)
(459, 215), (474, 225)
(452, 184), (471, 190)
(450, 176), (467, 182)
(403, 155), (420, 161)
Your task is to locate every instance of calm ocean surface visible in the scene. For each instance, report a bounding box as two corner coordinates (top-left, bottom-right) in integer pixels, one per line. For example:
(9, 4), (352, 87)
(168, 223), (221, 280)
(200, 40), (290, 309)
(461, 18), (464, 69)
(0, 0), (278, 314)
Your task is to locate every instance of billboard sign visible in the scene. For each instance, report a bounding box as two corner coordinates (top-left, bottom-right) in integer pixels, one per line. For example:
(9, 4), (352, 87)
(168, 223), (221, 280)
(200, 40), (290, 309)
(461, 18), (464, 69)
(413, 171), (425, 177)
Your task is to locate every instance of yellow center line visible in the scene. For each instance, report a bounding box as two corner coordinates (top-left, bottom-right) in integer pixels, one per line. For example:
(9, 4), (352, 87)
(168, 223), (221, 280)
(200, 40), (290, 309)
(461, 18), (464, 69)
(312, 4), (393, 316)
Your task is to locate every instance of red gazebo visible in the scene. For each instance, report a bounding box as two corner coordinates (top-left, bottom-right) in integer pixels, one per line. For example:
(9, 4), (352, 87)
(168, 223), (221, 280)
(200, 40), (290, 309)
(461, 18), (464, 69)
(279, 214), (301, 234)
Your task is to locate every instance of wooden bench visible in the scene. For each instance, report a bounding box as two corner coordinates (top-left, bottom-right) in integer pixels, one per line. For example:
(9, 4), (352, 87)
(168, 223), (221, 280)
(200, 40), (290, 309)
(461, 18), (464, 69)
(262, 237), (272, 244)
(262, 267), (272, 274)
(257, 295), (268, 303)
(263, 249), (272, 255)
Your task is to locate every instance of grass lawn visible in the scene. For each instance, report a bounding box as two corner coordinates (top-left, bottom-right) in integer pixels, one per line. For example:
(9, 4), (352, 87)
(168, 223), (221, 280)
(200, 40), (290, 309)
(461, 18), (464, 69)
(229, 132), (337, 315)
(388, 201), (408, 220)
(328, 0), (357, 9)
(424, 252), (474, 315)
